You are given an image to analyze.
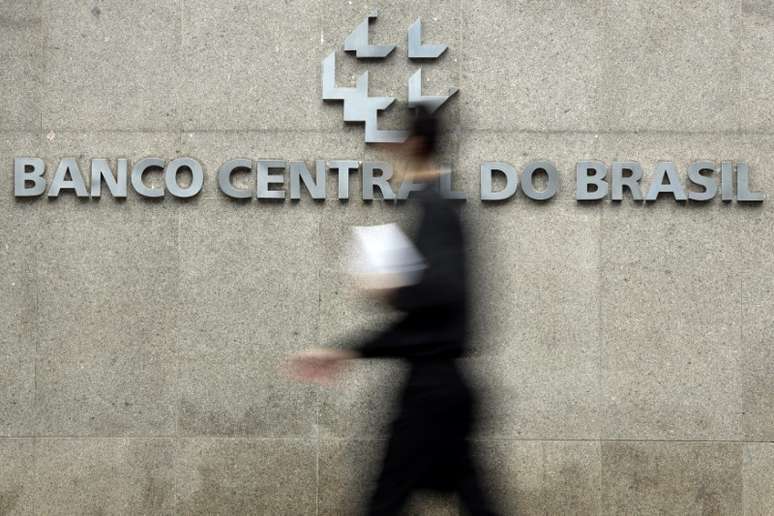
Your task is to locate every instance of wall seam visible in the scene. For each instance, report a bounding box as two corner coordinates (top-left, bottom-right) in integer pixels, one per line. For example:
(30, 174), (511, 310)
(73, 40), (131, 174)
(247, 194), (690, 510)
(31, 2), (49, 513)
(315, 198), (322, 516)
(315, 6), (323, 514)
(735, 2), (746, 511)
(173, 162), (182, 515)
(10, 128), (774, 136)
(457, 2), (463, 513)
(173, 2), (184, 515)
(4, 435), (770, 443)
(597, 204), (608, 508)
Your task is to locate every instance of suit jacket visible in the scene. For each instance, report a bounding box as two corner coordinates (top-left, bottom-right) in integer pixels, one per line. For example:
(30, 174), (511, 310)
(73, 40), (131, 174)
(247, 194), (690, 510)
(354, 182), (469, 362)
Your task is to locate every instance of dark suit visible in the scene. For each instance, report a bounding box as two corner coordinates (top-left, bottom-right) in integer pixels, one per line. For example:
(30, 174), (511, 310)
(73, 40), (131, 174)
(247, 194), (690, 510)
(352, 182), (498, 516)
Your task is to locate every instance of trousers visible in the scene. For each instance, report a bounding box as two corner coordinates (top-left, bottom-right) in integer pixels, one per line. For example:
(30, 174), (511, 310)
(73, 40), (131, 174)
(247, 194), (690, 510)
(364, 362), (499, 516)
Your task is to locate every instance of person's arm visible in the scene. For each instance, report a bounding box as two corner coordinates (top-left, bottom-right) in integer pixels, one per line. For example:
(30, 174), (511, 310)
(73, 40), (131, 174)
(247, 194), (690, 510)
(353, 210), (467, 359)
(287, 206), (468, 379)
(352, 314), (457, 359)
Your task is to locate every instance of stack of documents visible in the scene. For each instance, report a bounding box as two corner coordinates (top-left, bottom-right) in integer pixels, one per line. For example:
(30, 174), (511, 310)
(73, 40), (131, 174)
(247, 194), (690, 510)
(347, 223), (426, 289)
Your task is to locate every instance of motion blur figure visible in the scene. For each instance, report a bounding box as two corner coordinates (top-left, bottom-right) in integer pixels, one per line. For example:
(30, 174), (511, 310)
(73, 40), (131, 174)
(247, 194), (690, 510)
(291, 108), (498, 516)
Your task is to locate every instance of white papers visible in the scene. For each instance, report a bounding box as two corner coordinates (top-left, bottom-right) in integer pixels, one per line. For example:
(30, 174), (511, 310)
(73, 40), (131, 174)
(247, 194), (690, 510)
(347, 223), (426, 289)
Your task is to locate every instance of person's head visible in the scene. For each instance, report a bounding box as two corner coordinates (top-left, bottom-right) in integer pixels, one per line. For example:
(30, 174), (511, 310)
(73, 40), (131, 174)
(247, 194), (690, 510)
(404, 105), (439, 163)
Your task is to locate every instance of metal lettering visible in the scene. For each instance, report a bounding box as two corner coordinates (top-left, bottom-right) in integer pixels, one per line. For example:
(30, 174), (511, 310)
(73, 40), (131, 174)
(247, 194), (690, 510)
(362, 161), (395, 200)
(611, 161), (643, 201)
(521, 161), (558, 201)
(645, 162), (687, 201)
(90, 158), (127, 198)
(408, 18), (447, 59)
(322, 53), (408, 143)
(344, 11), (395, 59)
(328, 160), (359, 200)
(687, 161), (717, 202)
(165, 157), (203, 198)
(736, 162), (765, 202)
(49, 158), (88, 197)
(257, 160), (287, 200)
(480, 162), (518, 201)
(131, 158), (165, 198)
(576, 160), (608, 201)
(720, 161), (734, 202)
(289, 161), (326, 200)
(14, 157), (46, 197)
(408, 69), (457, 113)
(217, 159), (252, 199)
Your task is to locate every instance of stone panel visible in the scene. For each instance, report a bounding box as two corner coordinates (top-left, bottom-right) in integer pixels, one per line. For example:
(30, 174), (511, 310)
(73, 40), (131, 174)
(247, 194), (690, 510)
(740, 208), (774, 441)
(41, 131), (179, 162)
(0, 134), (40, 436)
(0, 0), (41, 56)
(179, 0), (322, 131)
(543, 441), (602, 515)
(460, 0), (605, 131)
(319, 438), (459, 515)
(0, 0), (42, 132)
(740, 1), (774, 131)
(474, 440), (543, 515)
(0, 132), (41, 200)
(0, 1), (41, 131)
(0, 55), (41, 132)
(0, 201), (37, 436)
(0, 438), (34, 515)
(743, 443), (774, 515)
(34, 201), (178, 436)
(467, 201), (601, 440)
(601, 203), (744, 440)
(601, 441), (743, 515)
(43, 0), (179, 131)
(35, 438), (175, 515)
(178, 348), (317, 438)
(600, 0), (739, 132)
(474, 439), (601, 515)
(175, 438), (316, 515)
(593, 133), (762, 442)
(176, 198), (320, 436)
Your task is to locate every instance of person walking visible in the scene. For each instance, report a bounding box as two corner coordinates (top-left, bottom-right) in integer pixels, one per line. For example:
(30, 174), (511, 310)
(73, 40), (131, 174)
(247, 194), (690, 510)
(290, 108), (498, 516)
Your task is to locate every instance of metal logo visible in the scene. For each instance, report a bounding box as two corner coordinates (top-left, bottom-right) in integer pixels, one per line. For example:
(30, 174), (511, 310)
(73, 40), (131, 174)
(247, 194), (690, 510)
(321, 11), (458, 143)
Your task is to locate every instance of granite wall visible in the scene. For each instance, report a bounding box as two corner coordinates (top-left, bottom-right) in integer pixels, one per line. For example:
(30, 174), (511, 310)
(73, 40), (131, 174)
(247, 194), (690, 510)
(1, 0), (773, 514)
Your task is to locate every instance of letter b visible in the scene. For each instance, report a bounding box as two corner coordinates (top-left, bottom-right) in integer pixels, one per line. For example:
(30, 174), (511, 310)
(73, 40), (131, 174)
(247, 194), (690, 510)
(14, 157), (46, 197)
(576, 160), (608, 201)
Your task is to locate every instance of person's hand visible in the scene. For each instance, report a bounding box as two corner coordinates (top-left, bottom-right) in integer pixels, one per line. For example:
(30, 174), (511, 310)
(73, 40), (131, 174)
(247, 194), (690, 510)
(286, 348), (358, 385)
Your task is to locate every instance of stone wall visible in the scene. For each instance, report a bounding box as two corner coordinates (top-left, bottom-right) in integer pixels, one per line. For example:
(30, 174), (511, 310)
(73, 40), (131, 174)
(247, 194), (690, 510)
(1, 0), (773, 514)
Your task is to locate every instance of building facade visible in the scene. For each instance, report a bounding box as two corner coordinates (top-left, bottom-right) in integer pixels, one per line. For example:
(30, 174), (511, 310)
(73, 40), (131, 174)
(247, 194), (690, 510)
(1, 0), (773, 514)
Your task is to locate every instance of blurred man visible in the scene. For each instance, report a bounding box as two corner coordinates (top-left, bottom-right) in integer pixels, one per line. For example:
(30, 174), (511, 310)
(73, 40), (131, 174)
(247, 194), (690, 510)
(290, 108), (498, 516)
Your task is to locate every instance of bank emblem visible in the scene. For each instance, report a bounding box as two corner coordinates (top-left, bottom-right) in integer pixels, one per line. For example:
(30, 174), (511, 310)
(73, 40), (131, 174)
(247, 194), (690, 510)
(321, 11), (458, 143)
